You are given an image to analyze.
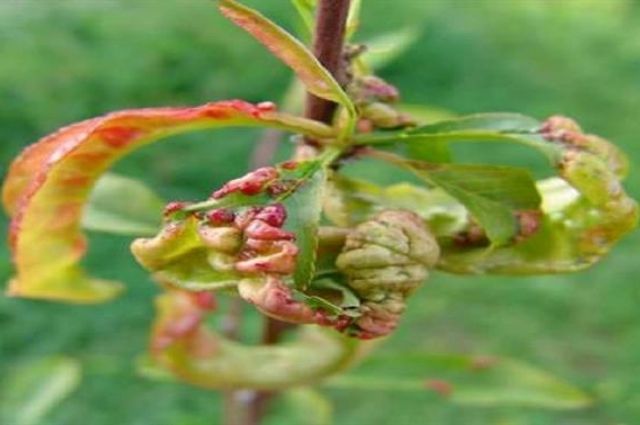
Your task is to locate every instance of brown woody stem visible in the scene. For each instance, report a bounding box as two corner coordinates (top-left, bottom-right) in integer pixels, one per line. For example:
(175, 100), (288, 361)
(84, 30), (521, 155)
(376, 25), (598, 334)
(234, 1), (352, 424)
(304, 0), (352, 125)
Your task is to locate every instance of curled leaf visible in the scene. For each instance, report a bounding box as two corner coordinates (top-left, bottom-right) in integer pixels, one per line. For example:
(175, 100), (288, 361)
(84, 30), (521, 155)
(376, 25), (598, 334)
(349, 113), (637, 274)
(150, 287), (365, 390)
(131, 216), (241, 291)
(2, 100), (333, 303)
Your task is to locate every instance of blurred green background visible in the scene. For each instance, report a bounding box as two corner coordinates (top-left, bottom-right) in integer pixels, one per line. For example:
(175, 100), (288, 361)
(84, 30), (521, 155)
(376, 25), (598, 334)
(1, 0), (639, 424)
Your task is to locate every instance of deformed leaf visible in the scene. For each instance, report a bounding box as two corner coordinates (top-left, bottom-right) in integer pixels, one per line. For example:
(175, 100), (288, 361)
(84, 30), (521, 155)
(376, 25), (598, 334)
(82, 173), (164, 236)
(131, 217), (240, 291)
(2, 100), (332, 303)
(150, 288), (367, 390)
(219, 0), (353, 110)
(370, 152), (542, 246)
(0, 357), (81, 425)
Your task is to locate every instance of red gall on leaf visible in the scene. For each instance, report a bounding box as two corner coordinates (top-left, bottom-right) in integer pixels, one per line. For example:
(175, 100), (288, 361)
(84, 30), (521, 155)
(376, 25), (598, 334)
(211, 167), (280, 199)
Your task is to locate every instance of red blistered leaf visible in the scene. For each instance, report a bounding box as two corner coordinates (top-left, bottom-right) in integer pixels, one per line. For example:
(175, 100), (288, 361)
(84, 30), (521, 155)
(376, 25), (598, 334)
(2, 100), (334, 303)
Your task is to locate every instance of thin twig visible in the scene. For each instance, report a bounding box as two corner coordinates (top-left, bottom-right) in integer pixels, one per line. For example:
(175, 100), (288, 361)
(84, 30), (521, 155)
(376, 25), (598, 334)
(222, 116), (285, 425)
(305, 0), (352, 125)
(231, 1), (352, 423)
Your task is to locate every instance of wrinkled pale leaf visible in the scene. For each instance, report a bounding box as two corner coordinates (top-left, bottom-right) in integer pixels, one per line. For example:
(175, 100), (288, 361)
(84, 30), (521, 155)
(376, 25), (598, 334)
(0, 357), (81, 425)
(2, 100), (332, 303)
(82, 173), (164, 236)
(327, 353), (592, 410)
(219, 0), (352, 110)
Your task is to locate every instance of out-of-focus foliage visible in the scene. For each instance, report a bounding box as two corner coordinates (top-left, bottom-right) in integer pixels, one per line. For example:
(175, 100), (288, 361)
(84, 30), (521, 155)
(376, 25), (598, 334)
(1, 0), (639, 424)
(0, 357), (81, 425)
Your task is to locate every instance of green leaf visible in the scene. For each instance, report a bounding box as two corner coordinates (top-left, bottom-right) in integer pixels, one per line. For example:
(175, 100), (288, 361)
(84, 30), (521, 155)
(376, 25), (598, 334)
(327, 353), (593, 410)
(405, 137), (452, 164)
(0, 357), (81, 425)
(150, 289), (364, 390)
(371, 152), (542, 245)
(82, 173), (164, 236)
(356, 113), (563, 162)
(219, 0), (353, 111)
(409, 113), (541, 134)
(394, 105), (457, 163)
(395, 104), (456, 125)
(283, 162), (327, 290)
(416, 163), (541, 245)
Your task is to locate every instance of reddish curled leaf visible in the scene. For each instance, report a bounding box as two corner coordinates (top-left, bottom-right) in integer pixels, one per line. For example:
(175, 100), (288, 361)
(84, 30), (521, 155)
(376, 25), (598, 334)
(2, 100), (334, 303)
(219, 0), (353, 111)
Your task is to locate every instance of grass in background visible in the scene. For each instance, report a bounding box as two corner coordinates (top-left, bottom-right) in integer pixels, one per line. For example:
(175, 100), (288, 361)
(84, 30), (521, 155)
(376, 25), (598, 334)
(1, 1), (639, 424)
